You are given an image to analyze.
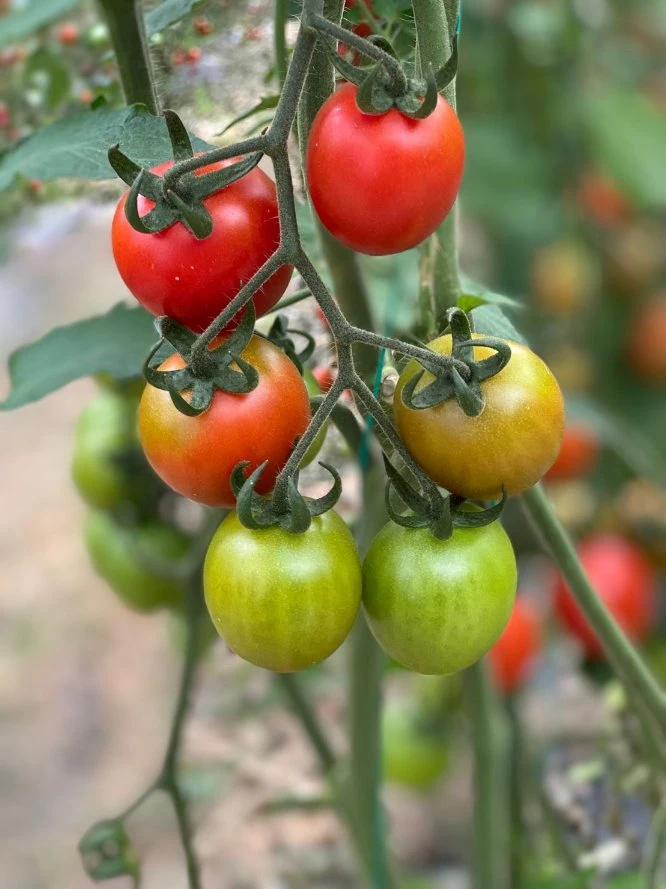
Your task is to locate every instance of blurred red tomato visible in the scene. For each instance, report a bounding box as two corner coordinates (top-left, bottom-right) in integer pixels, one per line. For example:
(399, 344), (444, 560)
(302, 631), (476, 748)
(576, 170), (631, 228)
(554, 534), (657, 660)
(194, 16), (213, 35)
(186, 46), (202, 63)
(0, 103), (9, 128)
(489, 597), (542, 694)
(626, 294), (666, 384)
(56, 22), (79, 45)
(313, 366), (336, 393)
(546, 424), (599, 481)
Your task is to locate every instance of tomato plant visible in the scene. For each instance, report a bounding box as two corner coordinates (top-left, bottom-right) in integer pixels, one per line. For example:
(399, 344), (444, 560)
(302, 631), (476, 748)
(85, 510), (190, 613)
(204, 510), (362, 672)
(71, 390), (139, 509)
(139, 335), (310, 507)
(363, 520), (517, 674)
(489, 597), (542, 694)
(112, 158), (293, 332)
(306, 83), (464, 255)
(555, 534), (657, 660)
(394, 333), (565, 499)
(545, 423), (600, 482)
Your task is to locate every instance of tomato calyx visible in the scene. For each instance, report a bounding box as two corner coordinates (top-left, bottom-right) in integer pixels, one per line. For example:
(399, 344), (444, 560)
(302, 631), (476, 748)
(383, 455), (506, 540)
(144, 304), (260, 416)
(230, 460), (342, 533)
(401, 308), (511, 417)
(264, 314), (315, 374)
(79, 818), (139, 884)
(312, 12), (458, 118)
(108, 109), (263, 239)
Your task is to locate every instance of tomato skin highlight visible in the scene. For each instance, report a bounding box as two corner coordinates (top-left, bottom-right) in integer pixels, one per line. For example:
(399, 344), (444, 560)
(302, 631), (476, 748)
(306, 83), (464, 255)
(554, 533), (657, 660)
(204, 510), (362, 672)
(85, 511), (189, 612)
(363, 520), (517, 675)
(112, 158), (292, 333)
(489, 597), (542, 694)
(394, 334), (565, 499)
(138, 335), (310, 508)
(545, 424), (599, 481)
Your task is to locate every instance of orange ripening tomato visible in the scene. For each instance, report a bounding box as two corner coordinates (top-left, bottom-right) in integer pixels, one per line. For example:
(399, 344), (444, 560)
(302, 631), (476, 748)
(138, 336), (311, 507)
(554, 534), (657, 660)
(626, 295), (666, 384)
(576, 170), (631, 228)
(545, 424), (600, 482)
(489, 597), (542, 694)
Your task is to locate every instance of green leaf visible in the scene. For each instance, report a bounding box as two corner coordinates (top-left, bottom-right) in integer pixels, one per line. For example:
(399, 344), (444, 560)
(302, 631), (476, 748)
(23, 47), (71, 110)
(146, 0), (205, 35)
(566, 394), (666, 488)
(458, 274), (521, 312)
(0, 0), (81, 48)
(217, 95), (280, 136)
(0, 105), (213, 189)
(1, 304), (156, 411)
(471, 304), (528, 345)
(583, 89), (666, 211)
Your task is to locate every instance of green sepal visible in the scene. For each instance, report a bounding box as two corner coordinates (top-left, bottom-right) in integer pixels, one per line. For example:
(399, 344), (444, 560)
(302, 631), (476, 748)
(163, 108), (194, 162)
(451, 490), (507, 528)
(265, 314), (315, 373)
(397, 66), (438, 118)
(356, 64), (394, 114)
(435, 35), (458, 91)
(383, 455), (454, 540)
(78, 819), (140, 886)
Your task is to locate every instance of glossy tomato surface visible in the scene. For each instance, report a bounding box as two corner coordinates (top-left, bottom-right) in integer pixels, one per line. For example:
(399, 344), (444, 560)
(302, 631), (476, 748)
(306, 83), (464, 255)
(85, 510), (189, 612)
(139, 335), (310, 508)
(394, 333), (565, 499)
(71, 391), (138, 509)
(112, 158), (292, 332)
(489, 596), (542, 694)
(554, 533), (657, 660)
(545, 423), (599, 481)
(363, 520), (517, 674)
(204, 510), (362, 672)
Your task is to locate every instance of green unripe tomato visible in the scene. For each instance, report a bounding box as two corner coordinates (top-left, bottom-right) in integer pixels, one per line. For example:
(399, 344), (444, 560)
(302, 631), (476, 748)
(72, 391), (139, 509)
(168, 611), (219, 659)
(300, 366), (329, 468)
(94, 372), (145, 399)
(85, 510), (190, 612)
(382, 702), (449, 789)
(363, 521), (517, 674)
(204, 509), (362, 672)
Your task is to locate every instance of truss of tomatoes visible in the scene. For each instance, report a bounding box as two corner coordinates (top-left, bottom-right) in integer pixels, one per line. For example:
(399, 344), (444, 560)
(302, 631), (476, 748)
(108, 80), (568, 677)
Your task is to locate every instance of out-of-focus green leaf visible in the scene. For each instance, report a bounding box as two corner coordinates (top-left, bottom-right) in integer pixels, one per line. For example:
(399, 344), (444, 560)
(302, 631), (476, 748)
(566, 394), (666, 489)
(1, 304), (156, 411)
(255, 795), (334, 816)
(0, 105), (213, 189)
(583, 89), (666, 211)
(604, 873), (643, 889)
(458, 274), (521, 312)
(471, 304), (527, 344)
(146, 0), (206, 35)
(525, 871), (595, 889)
(0, 0), (81, 48)
(23, 47), (71, 110)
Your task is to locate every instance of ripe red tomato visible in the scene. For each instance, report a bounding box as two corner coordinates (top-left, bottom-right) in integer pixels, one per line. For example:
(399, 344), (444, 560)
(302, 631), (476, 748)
(489, 597), (542, 694)
(554, 534), (657, 660)
(56, 22), (79, 45)
(112, 157), (292, 333)
(394, 333), (565, 500)
(204, 509), (361, 672)
(312, 365), (335, 393)
(138, 335), (310, 507)
(626, 294), (666, 384)
(306, 83), (464, 255)
(545, 424), (600, 481)
(194, 16), (213, 35)
(186, 46), (202, 63)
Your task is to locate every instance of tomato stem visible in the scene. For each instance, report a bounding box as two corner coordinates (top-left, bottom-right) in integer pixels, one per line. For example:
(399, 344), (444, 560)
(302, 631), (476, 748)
(464, 660), (511, 889)
(274, 0), (289, 87)
(97, 0), (159, 114)
(522, 484), (666, 740)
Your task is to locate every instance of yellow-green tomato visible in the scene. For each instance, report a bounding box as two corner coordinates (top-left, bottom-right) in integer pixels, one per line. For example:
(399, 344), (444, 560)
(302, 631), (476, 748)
(85, 510), (190, 612)
(363, 520), (517, 674)
(71, 391), (138, 509)
(394, 334), (565, 499)
(300, 366), (329, 468)
(204, 510), (362, 672)
(382, 702), (449, 789)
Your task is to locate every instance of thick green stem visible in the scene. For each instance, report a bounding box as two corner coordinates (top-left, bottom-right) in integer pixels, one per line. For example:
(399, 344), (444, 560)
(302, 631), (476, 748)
(521, 485), (666, 736)
(412, 0), (460, 338)
(98, 0), (158, 113)
(464, 660), (510, 889)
